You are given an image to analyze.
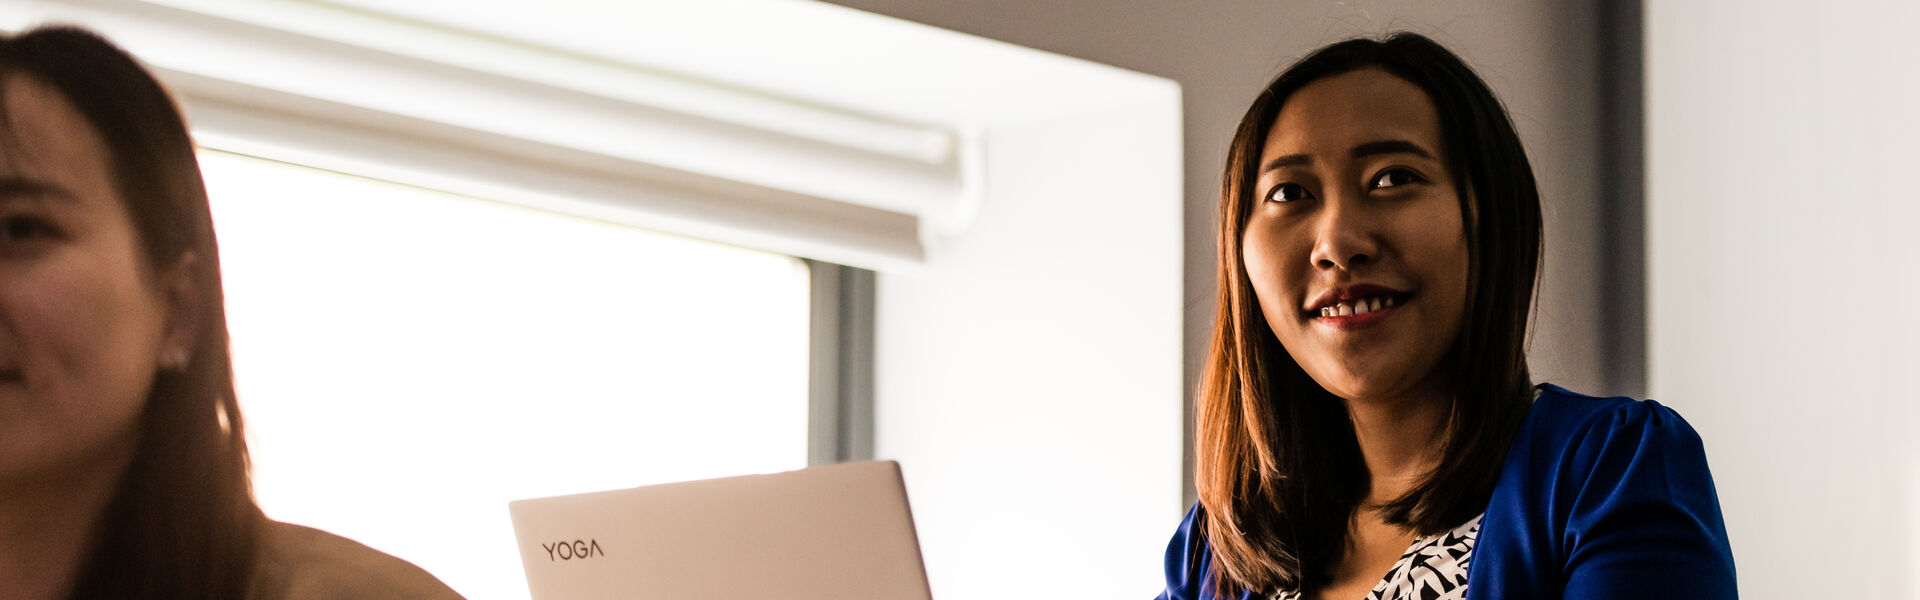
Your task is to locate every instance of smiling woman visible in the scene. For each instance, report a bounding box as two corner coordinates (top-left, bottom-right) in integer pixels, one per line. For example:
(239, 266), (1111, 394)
(1156, 34), (1737, 600)
(0, 26), (460, 600)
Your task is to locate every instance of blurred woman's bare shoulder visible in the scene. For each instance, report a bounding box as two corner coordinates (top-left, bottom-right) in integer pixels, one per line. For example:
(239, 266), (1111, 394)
(250, 520), (465, 600)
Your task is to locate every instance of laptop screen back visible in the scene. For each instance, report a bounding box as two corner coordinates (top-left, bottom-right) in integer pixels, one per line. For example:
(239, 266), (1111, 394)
(508, 460), (932, 600)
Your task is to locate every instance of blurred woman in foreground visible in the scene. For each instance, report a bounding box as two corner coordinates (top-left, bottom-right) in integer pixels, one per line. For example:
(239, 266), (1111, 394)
(0, 26), (461, 599)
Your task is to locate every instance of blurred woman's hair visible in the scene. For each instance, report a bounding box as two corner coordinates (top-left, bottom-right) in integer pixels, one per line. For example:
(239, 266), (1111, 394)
(0, 26), (261, 599)
(1193, 32), (1542, 596)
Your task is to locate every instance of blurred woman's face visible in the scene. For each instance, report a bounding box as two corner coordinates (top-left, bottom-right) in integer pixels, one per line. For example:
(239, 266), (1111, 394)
(1242, 69), (1469, 403)
(0, 73), (181, 484)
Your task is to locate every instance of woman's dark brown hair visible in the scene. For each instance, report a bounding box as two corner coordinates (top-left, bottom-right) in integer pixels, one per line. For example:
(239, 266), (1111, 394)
(0, 26), (262, 598)
(1194, 32), (1541, 596)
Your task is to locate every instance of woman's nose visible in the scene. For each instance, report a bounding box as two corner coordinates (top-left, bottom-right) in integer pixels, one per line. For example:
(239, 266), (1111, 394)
(1308, 198), (1378, 271)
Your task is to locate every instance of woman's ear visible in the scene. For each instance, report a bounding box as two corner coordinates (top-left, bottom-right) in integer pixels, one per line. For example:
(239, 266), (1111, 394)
(157, 252), (202, 371)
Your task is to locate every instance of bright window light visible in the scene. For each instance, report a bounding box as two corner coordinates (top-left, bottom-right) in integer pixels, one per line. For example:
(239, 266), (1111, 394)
(200, 150), (811, 599)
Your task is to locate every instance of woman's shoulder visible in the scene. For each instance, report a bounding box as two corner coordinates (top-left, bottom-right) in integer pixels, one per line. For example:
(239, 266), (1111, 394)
(1523, 383), (1702, 449)
(1473, 383), (1735, 597)
(1507, 383), (1716, 499)
(251, 520), (466, 600)
(1157, 502), (1238, 600)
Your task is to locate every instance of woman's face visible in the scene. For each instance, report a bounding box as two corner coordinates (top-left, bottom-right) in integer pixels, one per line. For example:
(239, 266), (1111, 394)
(0, 73), (183, 484)
(1242, 68), (1469, 403)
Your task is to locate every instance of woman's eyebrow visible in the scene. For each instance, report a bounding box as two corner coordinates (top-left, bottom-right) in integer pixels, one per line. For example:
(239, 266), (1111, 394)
(0, 177), (73, 201)
(1261, 139), (1436, 174)
(1261, 153), (1312, 173)
(1350, 139), (1434, 160)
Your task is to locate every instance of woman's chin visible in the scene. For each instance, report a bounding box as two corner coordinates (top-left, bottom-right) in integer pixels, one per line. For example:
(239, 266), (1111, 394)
(1307, 361), (1440, 405)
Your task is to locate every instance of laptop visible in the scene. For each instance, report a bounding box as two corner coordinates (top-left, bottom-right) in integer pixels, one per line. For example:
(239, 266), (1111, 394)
(507, 460), (933, 600)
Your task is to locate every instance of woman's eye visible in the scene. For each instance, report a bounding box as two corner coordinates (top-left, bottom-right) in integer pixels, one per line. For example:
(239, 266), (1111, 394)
(1265, 183), (1314, 203)
(0, 215), (63, 244)
(1371, 168), (1423, 189)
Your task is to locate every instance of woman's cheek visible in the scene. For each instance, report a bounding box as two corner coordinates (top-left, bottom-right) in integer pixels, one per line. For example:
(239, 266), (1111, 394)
(1240, 232), (1285, 320)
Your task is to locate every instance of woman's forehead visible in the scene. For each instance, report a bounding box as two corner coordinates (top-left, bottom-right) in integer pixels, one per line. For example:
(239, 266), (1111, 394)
(0, 72), (115, 196)
(1260, 69), (1445, 166)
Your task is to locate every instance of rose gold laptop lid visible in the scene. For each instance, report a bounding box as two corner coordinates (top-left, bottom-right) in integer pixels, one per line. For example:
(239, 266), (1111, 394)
(507, 460), (932, 600)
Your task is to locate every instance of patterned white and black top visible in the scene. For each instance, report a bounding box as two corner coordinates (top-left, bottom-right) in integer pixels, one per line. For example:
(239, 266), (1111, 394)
(1269, 514), (1482, 600)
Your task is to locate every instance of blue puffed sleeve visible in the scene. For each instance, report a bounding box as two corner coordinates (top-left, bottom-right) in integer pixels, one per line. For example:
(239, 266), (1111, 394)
(1468, 385), (1737, 599)
(1557, 397), (1736, 598)
(1155, 503), (1260, 600)
(1156, 502), (1212, 600)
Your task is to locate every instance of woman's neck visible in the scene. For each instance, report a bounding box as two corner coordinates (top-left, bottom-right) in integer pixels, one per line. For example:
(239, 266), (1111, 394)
(1344, 388), (1450, 504)
(0, 440), (136, 600)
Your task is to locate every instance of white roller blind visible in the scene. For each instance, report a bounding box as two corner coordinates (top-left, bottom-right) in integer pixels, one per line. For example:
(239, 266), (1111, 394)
(1, 0), (979, 271)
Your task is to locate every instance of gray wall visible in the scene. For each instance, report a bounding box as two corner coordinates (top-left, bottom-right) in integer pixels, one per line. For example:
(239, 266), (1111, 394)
(824, 0), (1622, 504)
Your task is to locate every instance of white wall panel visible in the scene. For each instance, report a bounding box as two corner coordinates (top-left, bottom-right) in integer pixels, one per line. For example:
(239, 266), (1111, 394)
(876, 94), (1184, 599)
(1648, 1), (1920, 596)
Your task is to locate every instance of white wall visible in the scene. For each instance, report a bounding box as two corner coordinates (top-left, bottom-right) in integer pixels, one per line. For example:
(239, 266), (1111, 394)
(1647, 1), (1920, 597)
(876, 97), (1185, 598)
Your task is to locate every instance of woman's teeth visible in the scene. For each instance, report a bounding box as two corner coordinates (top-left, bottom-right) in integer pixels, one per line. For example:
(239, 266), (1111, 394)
(1318, 296), (1395, 317)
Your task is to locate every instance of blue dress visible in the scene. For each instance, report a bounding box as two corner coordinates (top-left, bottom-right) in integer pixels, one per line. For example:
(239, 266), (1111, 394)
(1156, 384), (1737, 599)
